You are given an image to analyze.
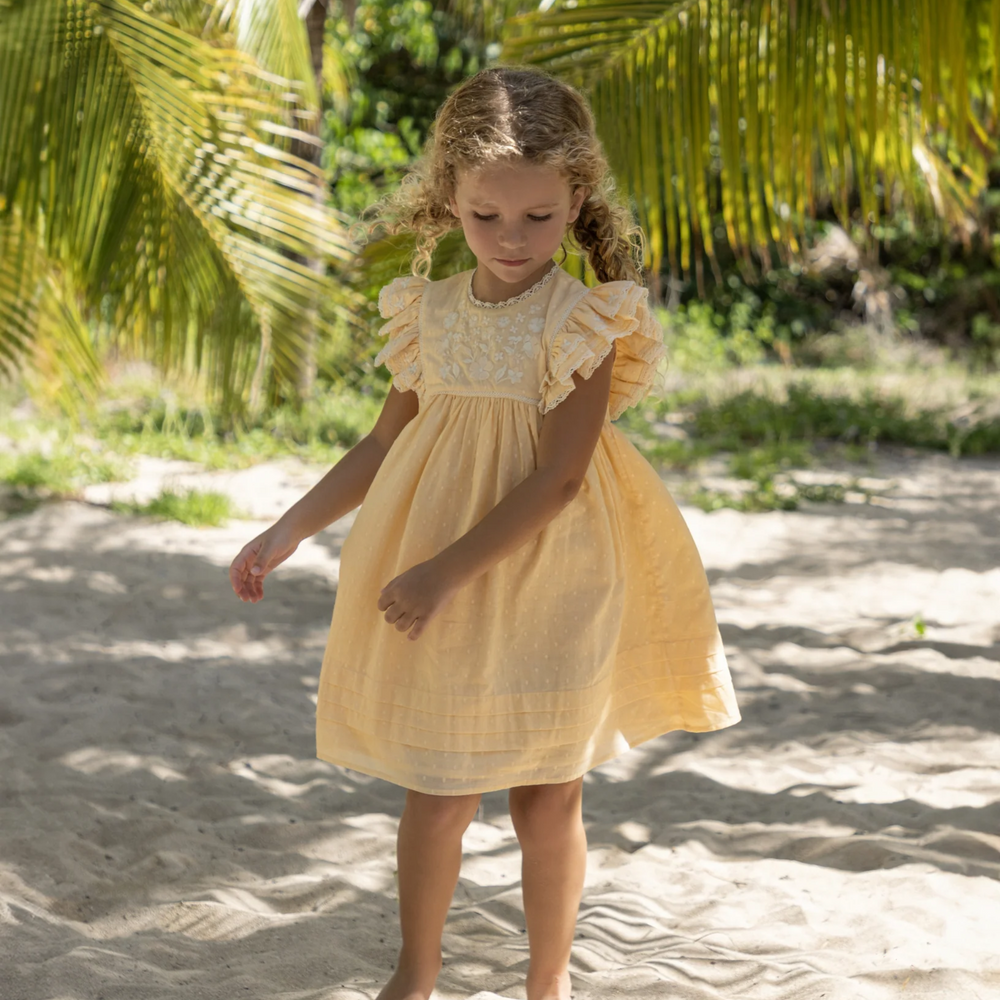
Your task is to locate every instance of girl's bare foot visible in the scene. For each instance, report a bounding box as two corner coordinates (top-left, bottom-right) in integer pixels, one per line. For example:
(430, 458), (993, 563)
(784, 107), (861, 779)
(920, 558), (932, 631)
(525, 968), (572, 1000)
(374, 958), (441, 1000)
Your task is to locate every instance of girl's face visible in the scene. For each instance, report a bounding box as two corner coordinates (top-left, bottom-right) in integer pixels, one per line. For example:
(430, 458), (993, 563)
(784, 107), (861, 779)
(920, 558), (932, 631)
(448, 160), (587, 295)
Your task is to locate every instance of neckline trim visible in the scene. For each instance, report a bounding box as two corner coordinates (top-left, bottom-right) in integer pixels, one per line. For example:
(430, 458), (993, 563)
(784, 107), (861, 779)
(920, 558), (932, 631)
(467, 261), (559, 309)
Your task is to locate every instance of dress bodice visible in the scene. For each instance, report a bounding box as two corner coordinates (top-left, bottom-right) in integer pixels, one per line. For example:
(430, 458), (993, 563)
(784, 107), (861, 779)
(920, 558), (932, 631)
(374, 263), (668, 420)
(422, 267), (556, 407)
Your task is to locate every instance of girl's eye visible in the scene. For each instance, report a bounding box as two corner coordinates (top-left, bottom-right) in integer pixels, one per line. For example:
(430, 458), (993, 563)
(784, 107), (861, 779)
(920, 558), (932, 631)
(470, 212), (553, 222)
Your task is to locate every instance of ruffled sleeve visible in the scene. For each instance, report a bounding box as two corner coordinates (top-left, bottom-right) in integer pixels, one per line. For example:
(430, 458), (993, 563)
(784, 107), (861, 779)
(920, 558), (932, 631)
(372, 275), (428, 397)
(539, 281), (667, 420)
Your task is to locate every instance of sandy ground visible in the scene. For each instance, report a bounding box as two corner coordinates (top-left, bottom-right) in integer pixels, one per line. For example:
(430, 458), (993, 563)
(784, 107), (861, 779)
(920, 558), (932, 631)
(2, 447), (1000, 1000)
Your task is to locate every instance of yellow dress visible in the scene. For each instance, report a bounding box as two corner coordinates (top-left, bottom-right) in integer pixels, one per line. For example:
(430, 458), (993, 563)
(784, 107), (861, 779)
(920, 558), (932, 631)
(315, 264), (741, 795)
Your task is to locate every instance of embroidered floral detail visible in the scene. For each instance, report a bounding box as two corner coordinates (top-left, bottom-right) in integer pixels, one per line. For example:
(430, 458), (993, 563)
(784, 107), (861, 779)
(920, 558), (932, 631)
(378, 274), (426, 319)
(437, 287), (547, 390)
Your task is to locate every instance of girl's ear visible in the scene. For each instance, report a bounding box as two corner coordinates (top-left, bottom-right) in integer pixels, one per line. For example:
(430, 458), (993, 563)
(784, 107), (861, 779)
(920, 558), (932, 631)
(448, 193), (461, 218)
(567, 186), (589, 225)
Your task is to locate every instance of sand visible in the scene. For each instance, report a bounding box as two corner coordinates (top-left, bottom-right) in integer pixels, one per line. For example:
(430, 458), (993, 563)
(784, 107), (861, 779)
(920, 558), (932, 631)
(2, 447), (999, 1000)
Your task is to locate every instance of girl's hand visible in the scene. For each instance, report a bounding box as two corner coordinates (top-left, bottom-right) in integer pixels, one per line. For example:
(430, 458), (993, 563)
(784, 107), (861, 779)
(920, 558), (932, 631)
(229, 521), (300, 603)
(378, 558), (462, 641)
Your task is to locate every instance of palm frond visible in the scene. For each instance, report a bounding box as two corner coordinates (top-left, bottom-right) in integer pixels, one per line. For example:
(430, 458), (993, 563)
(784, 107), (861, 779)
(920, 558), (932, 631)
(447, 0), (543, 44)
(0, 0), (355, 413)
(213, 0), (320, 111)
(503, 0), (1000, 288)
(0, 216), (103, 413)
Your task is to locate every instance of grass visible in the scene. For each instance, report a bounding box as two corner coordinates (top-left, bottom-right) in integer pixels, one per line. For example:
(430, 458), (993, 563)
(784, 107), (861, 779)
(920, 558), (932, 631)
(0, 448), (130, 493)
(0, 371), (382, 520)
(682, 382), (1000, 456)
(92, 374), (383, 470)
(617, 350), (1000, 510)
(3, 329), (1000, 517)
(110, 488), (243, 528)
(0, 441), (134, 514)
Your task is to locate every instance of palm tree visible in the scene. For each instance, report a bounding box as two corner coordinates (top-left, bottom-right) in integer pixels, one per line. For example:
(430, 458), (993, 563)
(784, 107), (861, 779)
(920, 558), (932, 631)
(0, 0), (357, 418)
(480, 1), (1000, 296)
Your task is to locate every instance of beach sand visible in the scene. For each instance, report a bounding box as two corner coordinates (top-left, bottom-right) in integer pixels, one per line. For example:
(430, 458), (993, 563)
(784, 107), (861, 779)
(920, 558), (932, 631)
(2, 449), (999, 1000)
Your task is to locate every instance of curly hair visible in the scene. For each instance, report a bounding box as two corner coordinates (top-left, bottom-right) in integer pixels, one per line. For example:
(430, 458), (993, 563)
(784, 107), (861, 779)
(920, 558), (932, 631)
(358, 66), (645, 285)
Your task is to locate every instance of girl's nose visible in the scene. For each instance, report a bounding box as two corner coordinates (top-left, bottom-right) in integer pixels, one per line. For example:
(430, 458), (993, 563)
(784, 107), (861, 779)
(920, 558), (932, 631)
(498, 227), (526, 249)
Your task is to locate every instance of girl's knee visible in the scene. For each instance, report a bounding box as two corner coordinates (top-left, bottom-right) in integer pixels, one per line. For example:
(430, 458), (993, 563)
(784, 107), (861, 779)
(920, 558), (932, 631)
(404, 789), (482, 833)
(508, 778), (583, 840)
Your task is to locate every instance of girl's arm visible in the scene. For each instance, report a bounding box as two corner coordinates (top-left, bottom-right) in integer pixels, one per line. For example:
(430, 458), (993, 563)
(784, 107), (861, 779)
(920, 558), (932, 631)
(278, 384), (420, 542)
(430, 343), (617, 587)
(230, 385), (418, 602)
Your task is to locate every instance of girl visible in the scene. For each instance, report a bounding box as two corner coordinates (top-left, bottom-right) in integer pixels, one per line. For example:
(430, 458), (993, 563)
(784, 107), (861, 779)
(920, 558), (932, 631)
(230, 67), (740, 1000)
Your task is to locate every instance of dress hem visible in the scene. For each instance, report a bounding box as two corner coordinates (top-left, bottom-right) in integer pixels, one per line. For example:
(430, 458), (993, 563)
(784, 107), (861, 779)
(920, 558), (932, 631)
(315, 712), (742, 797)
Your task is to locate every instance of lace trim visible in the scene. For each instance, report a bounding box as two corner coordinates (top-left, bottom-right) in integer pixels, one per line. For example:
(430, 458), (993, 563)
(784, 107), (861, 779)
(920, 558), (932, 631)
(540, 335), (619, 417)
(467, 261), (559, 309)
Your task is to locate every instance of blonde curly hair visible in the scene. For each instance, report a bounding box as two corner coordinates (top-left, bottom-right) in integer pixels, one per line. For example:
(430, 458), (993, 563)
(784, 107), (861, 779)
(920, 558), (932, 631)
(360, 66), (645, 285)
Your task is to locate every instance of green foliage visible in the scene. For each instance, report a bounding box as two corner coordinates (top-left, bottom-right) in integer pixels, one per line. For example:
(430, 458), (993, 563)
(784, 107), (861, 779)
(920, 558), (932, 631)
(619, 365), (1000, 512)
(503, 0), (999, 285)
(111, 489), (242, 527)
(0, 443), (133, 499)
(93, 380), (384, 470)
(727, 442), (814, 480)
(322, 0), (487, 218)
(649, 232), (1000, 453)
(655, 208), (1000, 375)
(311, 1), (487, 394)
(681, 382), (1000, 457)
(0, 0), (354, 415)
(686, 477), (868, 514)
(1, 368), (387, 478)
(658, 302), (771, 371)
(878, 218), (1000, 368)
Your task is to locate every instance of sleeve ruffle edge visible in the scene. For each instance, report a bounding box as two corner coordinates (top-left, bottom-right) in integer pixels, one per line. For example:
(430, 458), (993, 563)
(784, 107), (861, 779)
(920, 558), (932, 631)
(372, 275), (427, 396)
(539, 281), (667, 420)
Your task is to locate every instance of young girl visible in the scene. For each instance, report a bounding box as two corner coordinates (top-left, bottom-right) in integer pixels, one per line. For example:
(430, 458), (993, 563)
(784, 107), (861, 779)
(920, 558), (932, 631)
(230, 67), (740, 1000)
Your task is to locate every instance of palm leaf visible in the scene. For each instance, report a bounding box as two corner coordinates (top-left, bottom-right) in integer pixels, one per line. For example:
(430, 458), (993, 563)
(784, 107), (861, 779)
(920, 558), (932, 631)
(0, 216), (103, 413)
(503, 0), (1000, 287)
(0, 0), (356, 415)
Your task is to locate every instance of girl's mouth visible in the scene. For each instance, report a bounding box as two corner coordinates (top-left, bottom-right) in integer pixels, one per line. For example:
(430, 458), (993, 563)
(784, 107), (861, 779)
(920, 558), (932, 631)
(496, 258), (529, 266)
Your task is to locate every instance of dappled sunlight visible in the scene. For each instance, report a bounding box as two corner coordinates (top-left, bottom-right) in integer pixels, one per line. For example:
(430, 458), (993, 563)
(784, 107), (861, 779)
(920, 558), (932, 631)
(60, 747), (188, 783)
(648, 734), (1000, 810)
(4, 451), (1000, 999)
(225, 757), (332, 799)
(5, 0), (999, 996)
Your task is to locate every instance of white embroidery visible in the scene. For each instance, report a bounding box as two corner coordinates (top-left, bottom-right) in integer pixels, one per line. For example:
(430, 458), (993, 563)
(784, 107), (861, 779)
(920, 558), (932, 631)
(437, 291), (547, 391)
(379, 275), (424, 318)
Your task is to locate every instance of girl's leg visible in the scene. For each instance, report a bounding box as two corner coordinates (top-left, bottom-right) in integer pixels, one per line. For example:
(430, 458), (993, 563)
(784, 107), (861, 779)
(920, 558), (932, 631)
(508, 776), (586, 1000)
(377, 788), (483, 1000)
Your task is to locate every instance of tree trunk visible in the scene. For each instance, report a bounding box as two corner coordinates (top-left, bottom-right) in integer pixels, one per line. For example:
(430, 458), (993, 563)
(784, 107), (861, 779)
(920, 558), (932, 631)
(290, 0), (329, 404)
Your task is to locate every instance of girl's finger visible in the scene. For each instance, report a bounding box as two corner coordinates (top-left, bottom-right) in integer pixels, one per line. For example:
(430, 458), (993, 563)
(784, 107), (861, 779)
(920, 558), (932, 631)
(230, 542), (261, 587)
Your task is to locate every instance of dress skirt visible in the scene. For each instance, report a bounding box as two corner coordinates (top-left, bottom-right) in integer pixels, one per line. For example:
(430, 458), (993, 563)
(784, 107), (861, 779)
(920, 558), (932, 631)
(315, 391), (740, 795)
